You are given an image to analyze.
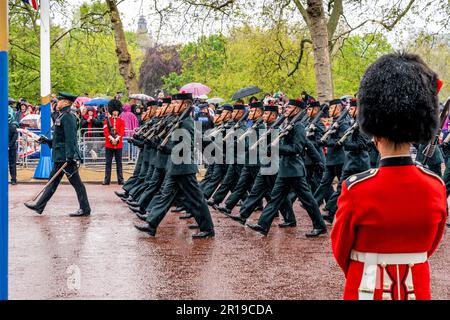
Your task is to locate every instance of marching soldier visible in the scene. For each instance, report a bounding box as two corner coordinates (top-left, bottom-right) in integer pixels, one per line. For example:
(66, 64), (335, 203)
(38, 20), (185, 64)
(228, 105), (296, 226)
(246, 99), (327, 237)
(415, 143), (444, 177)
(322, 99), (370, 223)
(303, 101), (326, 193)
(217, 101), (266, 214)
(331, 53), (447, 300)
(201, 104), (233, 200)
(24, 92), (91, 217)
(134, 93), (215, 238)
(313, 99), (350, 209)
(207, 103), (248, 209)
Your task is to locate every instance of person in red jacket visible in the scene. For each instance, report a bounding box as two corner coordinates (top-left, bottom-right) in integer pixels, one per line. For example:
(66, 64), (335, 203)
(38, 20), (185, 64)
(103, 99), (125, 185)
(331, 53), (447, 300)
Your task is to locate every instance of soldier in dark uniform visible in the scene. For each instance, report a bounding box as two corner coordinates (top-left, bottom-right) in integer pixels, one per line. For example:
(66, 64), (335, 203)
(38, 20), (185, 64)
(24, 92), (91, 216)
(228, 105), (296, 226)
(303, 101), (326, 193)
(246, 99), (327, 237)
(368, 140), (380, 168)
(313, 100), (350, 208)
(207, 103), (248, 208)
(217, 101), (266, 214)
(134, 93), (215, 238)
(201, 104), (234, 199)
(322, 99), (371, 223)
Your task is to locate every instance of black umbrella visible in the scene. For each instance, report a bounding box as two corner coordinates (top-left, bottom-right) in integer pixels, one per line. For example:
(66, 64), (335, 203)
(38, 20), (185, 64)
(231, 86), (262, 100)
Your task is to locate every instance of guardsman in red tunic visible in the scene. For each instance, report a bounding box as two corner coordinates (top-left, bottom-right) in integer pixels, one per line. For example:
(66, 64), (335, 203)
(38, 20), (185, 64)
(331, 53), (447, 300)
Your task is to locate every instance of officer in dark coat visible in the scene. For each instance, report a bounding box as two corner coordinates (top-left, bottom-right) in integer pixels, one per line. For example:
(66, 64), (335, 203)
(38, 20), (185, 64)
(323, 99), (371, 223)
(135, 93), (215, 238)
(228, 105), (296, 226)
(247, 99), (327, 237)
(24, 92), (91, 216)
(217, 101), (266, 214)
(313, 99), (350, 208)
(8, 106), (18, 185)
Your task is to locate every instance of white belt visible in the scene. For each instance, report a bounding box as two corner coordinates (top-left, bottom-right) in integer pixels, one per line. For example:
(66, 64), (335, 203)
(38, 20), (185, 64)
(350, 250), (427, 300)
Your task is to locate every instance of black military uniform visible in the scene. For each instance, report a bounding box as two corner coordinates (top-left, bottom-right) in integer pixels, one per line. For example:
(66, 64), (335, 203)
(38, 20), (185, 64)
(218, 102), (265, 213)
(303, 101), (326, 193)
(209, 104), (248, 207)
(313, 100), (350, 207)
(24, 92), (91, 216)
(8, 113), (18, 185)
(323, 100), (371, 222)
(247, 100), (327, 237)
(135, 93), (215, 238)
(229, 105), (295, 226)
(201, 104), (234, 199)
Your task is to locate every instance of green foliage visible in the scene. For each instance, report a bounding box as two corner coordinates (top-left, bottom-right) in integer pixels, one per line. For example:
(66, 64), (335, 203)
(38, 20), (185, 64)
(162, 26), (393, 101)
(8, 1), (143, 104)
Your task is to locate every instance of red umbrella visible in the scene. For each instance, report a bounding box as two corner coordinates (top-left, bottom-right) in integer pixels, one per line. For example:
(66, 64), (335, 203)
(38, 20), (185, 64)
(180, 82), (211, 98)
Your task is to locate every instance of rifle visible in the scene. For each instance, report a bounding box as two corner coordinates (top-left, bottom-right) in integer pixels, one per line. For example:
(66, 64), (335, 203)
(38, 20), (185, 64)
(223, 110), (250, 140)
(270, 109), (307, 147)
(305, 109), (325, 137)
(423, 99), (450, 165)
(237, 118), (264, 143)
(159, 106), (193, 147)
(319, 108), (349, 144)
(337, 121), (358, 146)
(249, 114), (286, 151)
(143, 116), (168, 140)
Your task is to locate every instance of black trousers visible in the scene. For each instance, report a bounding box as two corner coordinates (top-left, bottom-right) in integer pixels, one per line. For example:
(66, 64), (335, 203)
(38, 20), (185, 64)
(104, 148), (124, 183)
(130, 165), (155, 198)
(239, 173), (295, 223)
(146, 174), (214, 232)
(202, 163), (228, 199)
(224, 166), (259, 210)
(212, 164), (243, 204)
(8, 147), (17, 182)
(35, 161), (91, 213)
(123, 149), (144, 192)
(199, 163), (215, 191)
(137, 167), (166, 210)
(313, 164), (343, 206)
(305, 165), (322, 194)
(258, 176), (326, 231)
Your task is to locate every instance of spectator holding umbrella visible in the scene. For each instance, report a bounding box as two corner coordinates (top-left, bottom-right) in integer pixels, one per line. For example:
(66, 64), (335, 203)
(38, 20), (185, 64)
(119, 103), (139, 137)
(103, 99), (125, 185)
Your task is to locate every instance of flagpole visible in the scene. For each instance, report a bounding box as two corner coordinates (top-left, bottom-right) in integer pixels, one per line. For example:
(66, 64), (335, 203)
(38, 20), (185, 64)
(34, 0), (53, 179)
(0, 0), (9, 301)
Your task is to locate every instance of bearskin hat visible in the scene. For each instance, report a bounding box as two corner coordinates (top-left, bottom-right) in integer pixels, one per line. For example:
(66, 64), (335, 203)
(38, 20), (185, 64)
(108, 99), (123, 115)
(358, 52), (440, 144)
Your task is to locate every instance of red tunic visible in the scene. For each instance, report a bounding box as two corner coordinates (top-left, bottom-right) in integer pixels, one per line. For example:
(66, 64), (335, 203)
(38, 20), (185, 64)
(103, 117), (125, 149)
(331, 156), (447, 300)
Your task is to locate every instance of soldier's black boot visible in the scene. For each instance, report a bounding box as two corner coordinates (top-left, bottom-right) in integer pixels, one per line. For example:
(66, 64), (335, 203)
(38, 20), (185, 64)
(246, 223), (268, 236)
(114, 190), (128, 199)
(179, 213), (194, 220)
(192, 230), (215, 239)
(24, 202), (43, 215)
(135, 212), (149, 221)
(229, 214), (246, 225)
(134, 223), (156, 236)
(69, 209), (91, 217)
(322, 214), (334, 224)
(217, 205), (231, 215)
(305, 228), (327, 238)
(278, 221), (297, 228)
(171, 206), (186, 213)
(188, 223), (200, 229)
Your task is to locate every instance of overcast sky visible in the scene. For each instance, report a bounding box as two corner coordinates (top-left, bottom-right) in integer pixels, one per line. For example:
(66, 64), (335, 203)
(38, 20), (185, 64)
(52, 0), (449, 47)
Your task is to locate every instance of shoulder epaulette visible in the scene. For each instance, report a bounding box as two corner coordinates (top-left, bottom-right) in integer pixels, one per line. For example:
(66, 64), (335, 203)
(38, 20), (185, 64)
(345, 168), (379, 190)
(415, 162), (445, 186)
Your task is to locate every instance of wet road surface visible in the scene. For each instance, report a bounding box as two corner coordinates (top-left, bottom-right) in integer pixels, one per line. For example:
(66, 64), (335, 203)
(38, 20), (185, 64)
(8, 184), (450, 299)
